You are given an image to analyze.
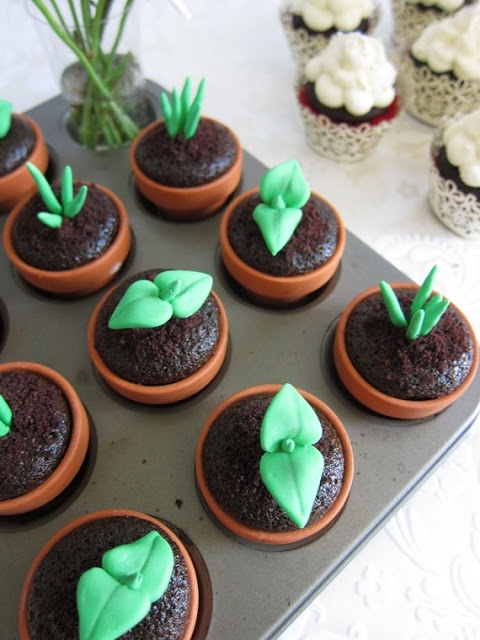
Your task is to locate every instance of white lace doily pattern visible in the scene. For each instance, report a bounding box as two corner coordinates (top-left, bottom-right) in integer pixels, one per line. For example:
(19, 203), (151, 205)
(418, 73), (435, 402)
(401, 55), (480, 127)
(428, 164), (480, 238)
(299, 103), (395, 162)
(392, 1), (449, 51)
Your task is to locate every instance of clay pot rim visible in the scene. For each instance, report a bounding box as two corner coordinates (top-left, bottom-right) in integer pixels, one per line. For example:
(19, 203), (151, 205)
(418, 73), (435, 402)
(130, 116), (243, 198)
(88, 287), (229, 404)
(0, 361), (89, 516)
(219, 187), (346, 302)
(195, 383), (354, 548)
(0, 114), (49, 213)
(18, 508), (199, 640)
(333, 283), (480, 420)
(2, 183), (131, 296)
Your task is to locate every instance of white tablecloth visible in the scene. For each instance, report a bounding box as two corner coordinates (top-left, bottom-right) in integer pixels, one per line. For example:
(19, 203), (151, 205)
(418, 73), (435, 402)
(2, 1), (480, 637)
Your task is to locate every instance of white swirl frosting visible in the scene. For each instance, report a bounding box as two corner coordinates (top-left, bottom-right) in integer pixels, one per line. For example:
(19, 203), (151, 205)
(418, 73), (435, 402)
(291, 0), (375, 32)
(411, 6), (480, 79)
(305, 33), (397, 115)
(407, 0), (467, 11)
(443, 108), (480, 186)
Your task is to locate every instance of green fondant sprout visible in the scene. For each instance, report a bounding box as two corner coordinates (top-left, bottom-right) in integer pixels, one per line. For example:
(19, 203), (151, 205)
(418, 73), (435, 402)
(259, 383), (324, 529)
(160, 77), (206, 140)
(0, 394), (12, 438)
(77, 530), (174, 640)
(379, 265), (450, 340)
(0, 99), (12, 139)
(253, 159), (310, 256)
(26, 162), (88, 229)
(109, 270), (213, 330)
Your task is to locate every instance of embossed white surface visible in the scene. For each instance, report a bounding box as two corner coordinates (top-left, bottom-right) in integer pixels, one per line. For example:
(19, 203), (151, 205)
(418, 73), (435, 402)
(1, 1), (480, 638)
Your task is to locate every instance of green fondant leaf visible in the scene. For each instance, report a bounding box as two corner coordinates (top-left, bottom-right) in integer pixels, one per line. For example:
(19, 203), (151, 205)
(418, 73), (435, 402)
(406, 308), (424, 340)
(63, 183), (88, 218)
(260, 446), (324, 528)
(252, 203), (302, 256)
(26, 162), (62, 215)
(259, 159), (310, 210)
(0, 99), (12, 139)
(61, 165), (74, 206)
(77, 567), (150, 640)
(37, 212), (63, 229)
(108, 280), (173, 329)
(260, 383), (322, 453)
(379, 280), (407, 327)
(0, 393), (12, 437)
(420, 298), (450, 336)
(102, 531), (174, 604)
(153, 270), (213, 318)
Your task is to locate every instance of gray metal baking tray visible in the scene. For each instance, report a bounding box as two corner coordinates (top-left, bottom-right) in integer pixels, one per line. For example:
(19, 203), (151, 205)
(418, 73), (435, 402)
(1, 82), (479, 639)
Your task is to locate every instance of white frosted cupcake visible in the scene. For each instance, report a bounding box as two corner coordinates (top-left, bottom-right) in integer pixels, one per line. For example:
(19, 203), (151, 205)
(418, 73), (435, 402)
(402, 6), (480, 126)
(429, 108), (480, 238)
(280, 0), (380, 73)
(392, 0), (478, 52)
(297, 32), (400, 162)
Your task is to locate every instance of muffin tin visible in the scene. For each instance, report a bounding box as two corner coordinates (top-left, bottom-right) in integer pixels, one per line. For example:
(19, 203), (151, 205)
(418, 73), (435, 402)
(1, 82), (480, 639)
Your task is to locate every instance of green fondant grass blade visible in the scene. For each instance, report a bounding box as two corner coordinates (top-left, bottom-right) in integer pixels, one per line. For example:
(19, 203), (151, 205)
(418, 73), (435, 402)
(154, 270), (213, 318)
(160, 92), (176, 137)
(61, 165), (74, 207)
(260, 383), (322, 452)
(37, 212), (63, 228)
(102, 531), (174, 604)
(64, 184), (88, 218)
(379, 281), (407, 327)
(259, 159), (310, 209)
(183, 102), (202, 140)
(0, 99), (12, 138)
(0, 394), (12, 437)
(26, 162), (62, 214)
(260, 446), (324, 528)
(406, 308), (424, 340)
(180, 76), (192, 123)
(77, 567), (150, 640)
(171, 88), (182, 136)
(420, 298), (450, 335)
(411, 265), (437, 316)
(253, 204), (302, 256)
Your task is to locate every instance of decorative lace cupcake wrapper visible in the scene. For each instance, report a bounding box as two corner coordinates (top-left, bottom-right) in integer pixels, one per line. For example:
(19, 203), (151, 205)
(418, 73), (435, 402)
(429, 165), (480, 239)
(402, 57), (480, 127)
(392, 3), (447, 51)
(299, 105), (393, 163)
(279, 3), (380, 73)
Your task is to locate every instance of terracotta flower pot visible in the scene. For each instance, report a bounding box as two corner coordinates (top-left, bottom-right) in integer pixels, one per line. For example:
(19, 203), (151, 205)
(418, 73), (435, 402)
(88, 288), (229, 405)
(0, 114), (49, 214)
(0, 361), (89, 516)
(333, 283), (479, 419)
(219, 188), (346, 307)
(18, 509), (200, 640)
(2, 183), (131, 297)
(195, 384), (354, 550)
(129, 117), (243, 221)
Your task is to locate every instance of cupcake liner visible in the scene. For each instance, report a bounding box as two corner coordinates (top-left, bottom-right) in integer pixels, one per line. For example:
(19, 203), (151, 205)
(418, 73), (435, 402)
(392, 1), (447, 51)
(298, 104), (394, 162)
(428, 164), (480, 239)
(402, 55), (480, 127)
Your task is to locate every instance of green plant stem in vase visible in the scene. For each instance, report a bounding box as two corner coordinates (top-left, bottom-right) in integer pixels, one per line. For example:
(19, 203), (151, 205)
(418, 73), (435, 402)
(30, 0), (156, 150)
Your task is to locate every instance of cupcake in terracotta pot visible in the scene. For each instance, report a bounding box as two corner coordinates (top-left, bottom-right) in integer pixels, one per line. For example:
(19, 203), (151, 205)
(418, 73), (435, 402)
(219, 159), (345, 307)
(0, 361), (90, 517)
(88, 268), (229, 404)
(0, 99), (48, 214)
(333, 266), (479, 419)
(298, 32), (401, 162)
(19, 509), (204, 639)
(130, 77), (243, 221)
(195, 383), (354, 550)
(3, 163), (131, 297)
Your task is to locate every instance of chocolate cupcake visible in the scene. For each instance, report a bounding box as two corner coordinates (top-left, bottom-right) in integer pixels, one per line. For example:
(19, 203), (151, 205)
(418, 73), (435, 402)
(298, 32), (400, 162)
(195, 383), (354, 550)
(429, 108), (480, 237)
(19, 510), (202, 640)
(88, 268), (229, 404)
(219, 159), (345, 307)
(402, 6), (480, 126)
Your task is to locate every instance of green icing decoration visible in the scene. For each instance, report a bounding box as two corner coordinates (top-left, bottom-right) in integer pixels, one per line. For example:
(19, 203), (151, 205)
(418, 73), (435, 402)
(0, 393), (12, 438)
(160, 77), (206, 140)
(379, 265), (450, 340)
(0, 99), (12, 139)
(26, 162), (88, 229)
(253, 159), (310, 256)
(259, 383), (324, 529)
(77, 531), (174, 640)
(108, 270), (213, 330)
